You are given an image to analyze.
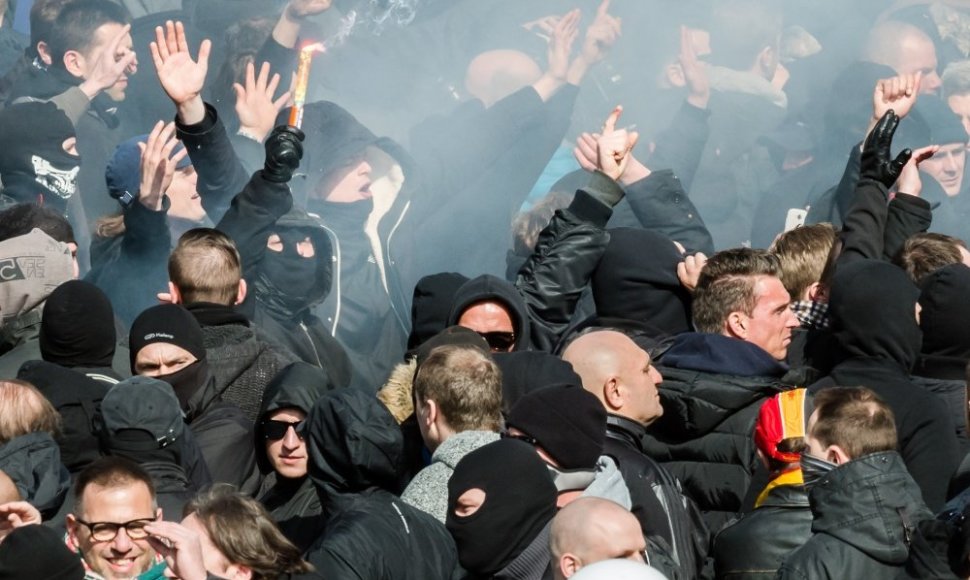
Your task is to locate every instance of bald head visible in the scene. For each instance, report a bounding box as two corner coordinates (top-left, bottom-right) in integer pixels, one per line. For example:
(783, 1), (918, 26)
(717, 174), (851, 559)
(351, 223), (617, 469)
(562, 331), (663, 425)
(550, 497), (646, 580)
(863, 21), (941, 94)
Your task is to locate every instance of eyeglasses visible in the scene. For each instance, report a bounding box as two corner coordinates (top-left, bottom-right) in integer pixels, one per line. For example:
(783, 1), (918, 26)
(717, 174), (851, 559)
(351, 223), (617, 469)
(477, 331), (515, 352)
(263, 419), (306, 441)
(74, 517), (157, 542)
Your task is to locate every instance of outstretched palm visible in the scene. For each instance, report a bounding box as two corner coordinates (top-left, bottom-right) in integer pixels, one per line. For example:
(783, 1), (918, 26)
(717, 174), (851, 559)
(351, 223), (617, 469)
(150, 21), (211, 106)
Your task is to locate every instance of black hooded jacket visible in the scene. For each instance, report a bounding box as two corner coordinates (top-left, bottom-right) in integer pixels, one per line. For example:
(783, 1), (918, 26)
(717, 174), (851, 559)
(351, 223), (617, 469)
(0, 432), (71, 519)
(811, 260), (960, 511)
(255, 362), (336, 552)
(296, 389), (459, 579)
(447, 274), (532, 351)
(175, 104), (353, 391)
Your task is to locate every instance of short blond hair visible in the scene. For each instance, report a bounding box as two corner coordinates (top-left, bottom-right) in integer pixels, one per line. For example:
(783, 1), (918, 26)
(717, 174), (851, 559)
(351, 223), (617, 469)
(413, 345), (502, 432)
(0, 380), (60, 445)
(770, 223), (837, 300)
(168, 228), (242, 305)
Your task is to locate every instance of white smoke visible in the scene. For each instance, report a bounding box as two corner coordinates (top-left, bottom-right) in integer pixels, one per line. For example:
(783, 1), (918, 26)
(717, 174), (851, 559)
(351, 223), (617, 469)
(329, 0), (420, 47)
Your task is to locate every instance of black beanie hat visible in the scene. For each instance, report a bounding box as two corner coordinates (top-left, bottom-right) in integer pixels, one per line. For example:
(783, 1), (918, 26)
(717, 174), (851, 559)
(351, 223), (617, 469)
(411, 325), (489, 367)
(507, 384), (606, 469)
(493, 351), (582, 414)
(128, 304), (207, 373)
(40, 280), (116, 368)
(0, 524), (84, 579)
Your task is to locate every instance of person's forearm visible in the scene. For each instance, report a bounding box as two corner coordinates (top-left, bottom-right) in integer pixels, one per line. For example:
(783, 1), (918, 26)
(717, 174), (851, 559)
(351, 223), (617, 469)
(272, 5), (302, 49)
(177, 96), (206, 126)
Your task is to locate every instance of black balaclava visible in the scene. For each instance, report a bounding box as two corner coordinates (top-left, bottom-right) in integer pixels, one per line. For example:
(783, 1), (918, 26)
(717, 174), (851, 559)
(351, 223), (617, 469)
(259, 229), (319, 299)
(591, 228), (693, 339)
(446, 438), (557, 576)
(40, 280), (116, 368)
(829, 260), (922, 371)
(129, 304), (210, 411)
(0, 101), (80, 214)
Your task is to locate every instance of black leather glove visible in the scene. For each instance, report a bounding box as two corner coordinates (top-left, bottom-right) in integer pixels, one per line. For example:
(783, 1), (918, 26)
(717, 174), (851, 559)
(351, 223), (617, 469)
(263, 125), (305, 183)
(860, 110), (912, 189)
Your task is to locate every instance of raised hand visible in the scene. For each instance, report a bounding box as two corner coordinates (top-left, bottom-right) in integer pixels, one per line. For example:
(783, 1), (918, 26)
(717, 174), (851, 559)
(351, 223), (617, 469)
(596, 106), (640, 181)
(873, 72), (921, 122)
(264, 125), (305, 183)
(144, 521), (208, 580)
(548, 9), (580, 81)
(234, 61), (292, 143)
(860, 110), (912, 189)
(150, 21), (211, 124)
(79, 23), (137, 99)
(568, 0), (621, 85)
(574, 107), (650, 185)
(0, 501), (42, 539)
(679, 26), (709, 109)
(138, 121), (188, 211)
(677, 252), (708, 293)
(286, 0), (333, 19)
(895, 145), (940, 197)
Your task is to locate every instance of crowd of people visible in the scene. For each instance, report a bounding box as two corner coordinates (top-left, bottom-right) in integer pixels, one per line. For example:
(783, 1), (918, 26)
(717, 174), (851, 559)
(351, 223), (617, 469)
(2, 0), (970, 578)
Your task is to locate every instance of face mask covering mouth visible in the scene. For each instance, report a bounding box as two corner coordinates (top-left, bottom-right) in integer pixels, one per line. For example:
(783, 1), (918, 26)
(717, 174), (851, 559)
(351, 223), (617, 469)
(800, 452), (837, 491)
(261, 230), (319, 299)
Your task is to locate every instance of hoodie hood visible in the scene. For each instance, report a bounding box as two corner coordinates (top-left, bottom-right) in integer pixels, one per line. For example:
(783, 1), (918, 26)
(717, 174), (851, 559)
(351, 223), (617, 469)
(446, 275), (531, 351)
(408, 272), (470, 350)
(255, 362), (337, 474)
(829, 260), (921, 371)
(40, 280), (116, 368)
(305, 389), (404, 498)
(808, 451), (931, 564)
(591, 228), (693, 338)
(0, 229), (74, 325)
(915, 263), (970, 379)
(0, 431), (70, 518)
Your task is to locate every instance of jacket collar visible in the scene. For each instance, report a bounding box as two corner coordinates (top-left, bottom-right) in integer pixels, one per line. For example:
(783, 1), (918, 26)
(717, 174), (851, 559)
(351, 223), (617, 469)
(605, 414), (646, 452)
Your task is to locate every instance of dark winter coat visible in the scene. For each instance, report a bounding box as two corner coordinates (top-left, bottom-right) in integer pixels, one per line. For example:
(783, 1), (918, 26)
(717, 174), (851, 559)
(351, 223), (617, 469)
(777, 452), (932, 580)
(713, 482), (811, 579)
(0, 432), (70, 519)
(644, 333), (797, 526)
(605, 414), (711, 580)
(296, 389), (459, 579)
(814, 259), (961, 511)
(186, 302), (299, 421)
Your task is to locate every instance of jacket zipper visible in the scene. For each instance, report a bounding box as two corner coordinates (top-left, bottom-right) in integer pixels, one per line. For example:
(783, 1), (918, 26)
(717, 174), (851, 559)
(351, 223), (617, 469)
(299, 321), (323, 366)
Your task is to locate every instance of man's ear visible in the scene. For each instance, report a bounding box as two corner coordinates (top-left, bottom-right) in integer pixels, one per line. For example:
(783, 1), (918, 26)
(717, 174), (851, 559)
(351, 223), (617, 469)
(561, 554), (582, 578)
(36, 42), (52, 66)
(826, 445), (851, 466)
(603, 377), (624, 411)
(167, 281), (183, 305)
(65, 513), (79, 543)
(235, 278), (247, 305)
(725, 311), (748, 339)
(807, 282), (829, 303)
(156, 507), (163, 521)
(226, 564), (253, 580)
(62, 50), (86, 78)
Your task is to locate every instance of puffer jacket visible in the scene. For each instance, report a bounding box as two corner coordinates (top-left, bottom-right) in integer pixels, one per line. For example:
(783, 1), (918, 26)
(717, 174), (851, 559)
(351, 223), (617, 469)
(296, 389), (459, 579)
(713, 481), (811, 579)
(401, 430), (499, 523)
(644, 333), (798, 526)
(777, 452), (932, 580)
(255, 361), (336, 552)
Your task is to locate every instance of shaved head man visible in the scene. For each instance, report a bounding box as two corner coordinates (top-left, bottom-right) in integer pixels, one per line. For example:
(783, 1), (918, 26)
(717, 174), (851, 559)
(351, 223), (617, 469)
(563, 330), (663, 426)
(863, 20), (941, 94)
(550, 497), (647, 579)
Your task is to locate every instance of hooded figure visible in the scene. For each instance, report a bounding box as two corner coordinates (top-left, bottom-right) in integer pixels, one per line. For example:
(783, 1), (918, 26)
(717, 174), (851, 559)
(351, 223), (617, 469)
(255, 362), (336, 551)
(301, 388), (459, 579)
(811, 260), (960, 511)
(0, 431), (71, 519)
(447, 274), (532, 351)
(95, 376), (199, 520)
(0, 524), (85, 580)
(408, 272), (470, 350)
(0, 228), (75, 377)
(39, 279), (128, 384)
(0, 101), (80, 215)
(129, 304), (256, 489)
(447, 438), (558, 578)
(912, 263), (970, 458)
(591, 228), (693, 340)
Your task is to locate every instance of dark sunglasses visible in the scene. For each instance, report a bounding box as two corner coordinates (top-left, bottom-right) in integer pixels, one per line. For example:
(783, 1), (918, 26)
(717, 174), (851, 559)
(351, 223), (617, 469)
(477, 331), (516, 351)
(262, 419), (306, 441)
